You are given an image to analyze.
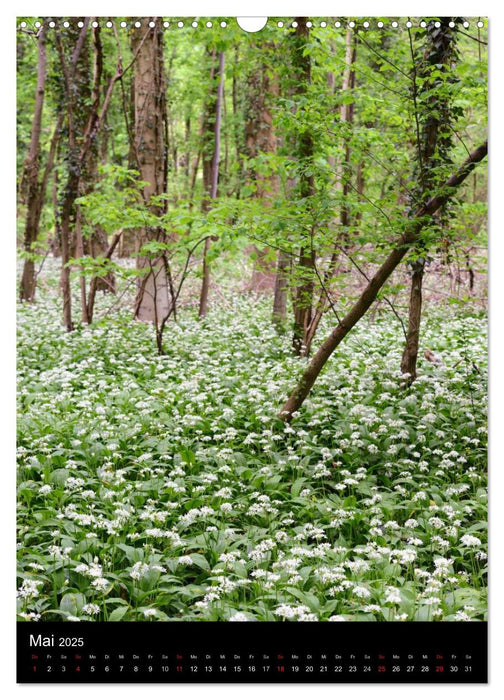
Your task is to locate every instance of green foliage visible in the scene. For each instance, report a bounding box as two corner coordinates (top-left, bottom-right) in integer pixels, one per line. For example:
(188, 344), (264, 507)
(76, 164), (153, 233)
(16, 19), (487, 307)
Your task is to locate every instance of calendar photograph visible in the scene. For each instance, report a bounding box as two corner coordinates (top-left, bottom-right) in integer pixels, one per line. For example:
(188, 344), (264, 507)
(16, 15), (488, 683)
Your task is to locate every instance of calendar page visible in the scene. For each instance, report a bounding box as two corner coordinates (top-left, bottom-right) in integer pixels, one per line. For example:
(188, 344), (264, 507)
(16, 15), (488, 684)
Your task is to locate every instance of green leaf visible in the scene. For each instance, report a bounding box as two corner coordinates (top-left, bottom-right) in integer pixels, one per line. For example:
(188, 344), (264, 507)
(109, 606), (130, 621)
(49, 469), (70, 486)
(59, 592), (85, 616)
(190, 553), (210, 570)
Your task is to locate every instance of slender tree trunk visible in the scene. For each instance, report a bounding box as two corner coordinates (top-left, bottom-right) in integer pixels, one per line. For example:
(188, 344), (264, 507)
(60, 167), (80, 332)
(272, 251), (290, 330)
(184, 116), (191, 184)
(401, 260), (424, 377)
(232, 44), (245, 199)
(118, 75), (137, 258)
(291, 19), (316, 355)
(51, 168), (61, 256)
(279, 142), (487, 421)
(75, 205), (89, 323)
(199, 50), (225, 319)
(86, 24), (115, 296)
(20, 25), (47, 303)
(87, 230), (122, 323)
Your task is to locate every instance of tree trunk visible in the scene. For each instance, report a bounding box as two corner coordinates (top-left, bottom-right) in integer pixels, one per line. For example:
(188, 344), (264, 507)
(290, 19), (316, 355)
(198, 50), (225, 319)
(279, 141), (487, 421)
(272, 250), (290, 330)
(401, 19), (458, 382)
(19, 25), (47, 303)
(60, 168), (80, 332)
(401, 260), (424, 377)
(86, 230), (122, 323)
(55, 19), (91, 331)
(86, 24), (116, 296)
(132, 19), (170, 322)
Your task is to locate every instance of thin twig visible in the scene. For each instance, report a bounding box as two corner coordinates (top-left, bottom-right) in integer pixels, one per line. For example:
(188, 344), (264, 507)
(457, 29), (487, 45)
(358, 33), (412, 80)
(312, 259), (342, 324)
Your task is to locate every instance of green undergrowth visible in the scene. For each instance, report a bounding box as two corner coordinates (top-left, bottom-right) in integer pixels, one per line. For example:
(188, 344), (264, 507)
(17, 273), (487, 622)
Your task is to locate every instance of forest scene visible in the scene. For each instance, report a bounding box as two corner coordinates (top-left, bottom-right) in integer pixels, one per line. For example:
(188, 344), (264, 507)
(16, 17), (487, 623)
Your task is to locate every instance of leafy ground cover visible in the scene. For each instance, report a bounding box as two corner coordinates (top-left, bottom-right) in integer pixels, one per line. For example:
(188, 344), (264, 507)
(17, 267), (487, 622)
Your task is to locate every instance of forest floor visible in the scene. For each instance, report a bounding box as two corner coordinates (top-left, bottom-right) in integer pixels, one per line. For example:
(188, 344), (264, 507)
(17, 260), (487, 622)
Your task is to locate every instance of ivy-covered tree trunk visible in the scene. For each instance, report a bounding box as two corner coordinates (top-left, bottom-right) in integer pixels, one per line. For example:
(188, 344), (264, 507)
(279, 141), (487, 421)
(55, 19), (91, 331)
(132, 19), (170, 323)
(401, 19), (458, 382)
(291, 18), (316, 356)
(19, 25), (47, 303)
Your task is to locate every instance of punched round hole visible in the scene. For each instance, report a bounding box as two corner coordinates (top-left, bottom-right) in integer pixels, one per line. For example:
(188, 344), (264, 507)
(77, 21), (84, 28)
(334, 21), (341, 28)
(34, 21), (41, 28)
(449, 21), (455, 28)
(63, 21), (70, 28)
(49, 21), (55, 28)
(92, 21), (98, 28)
(435, 21), (441, 28)
(220, 21), (227, 28)
(192, 21), (198, 28)
(206, 21), (212, 28)
(20, 21), (27, 27)
(420, 21), (427, 28)
(164, 21), (170, 28)
(120, 21), (127, 28)
(477, 21), (484, 28)
(291, 21), (298, 28)
(306, 21), (312, 28)
(106, 21), (113, 28)
(363, 21), (369, 28)
(463, 21), (469, 28)
(178, 21), (184, 28)
(135, 21), (141, 28)
(277, 21), (284, 28)
(238, 17), (268, 32)
(320, 21), (327, 28)
(406, 21), (412, 28)
(391, 21), (398, 28)
(377, 21), (384, 28)
(349, 21), (355, 28)
(149, 21), (156, 28)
